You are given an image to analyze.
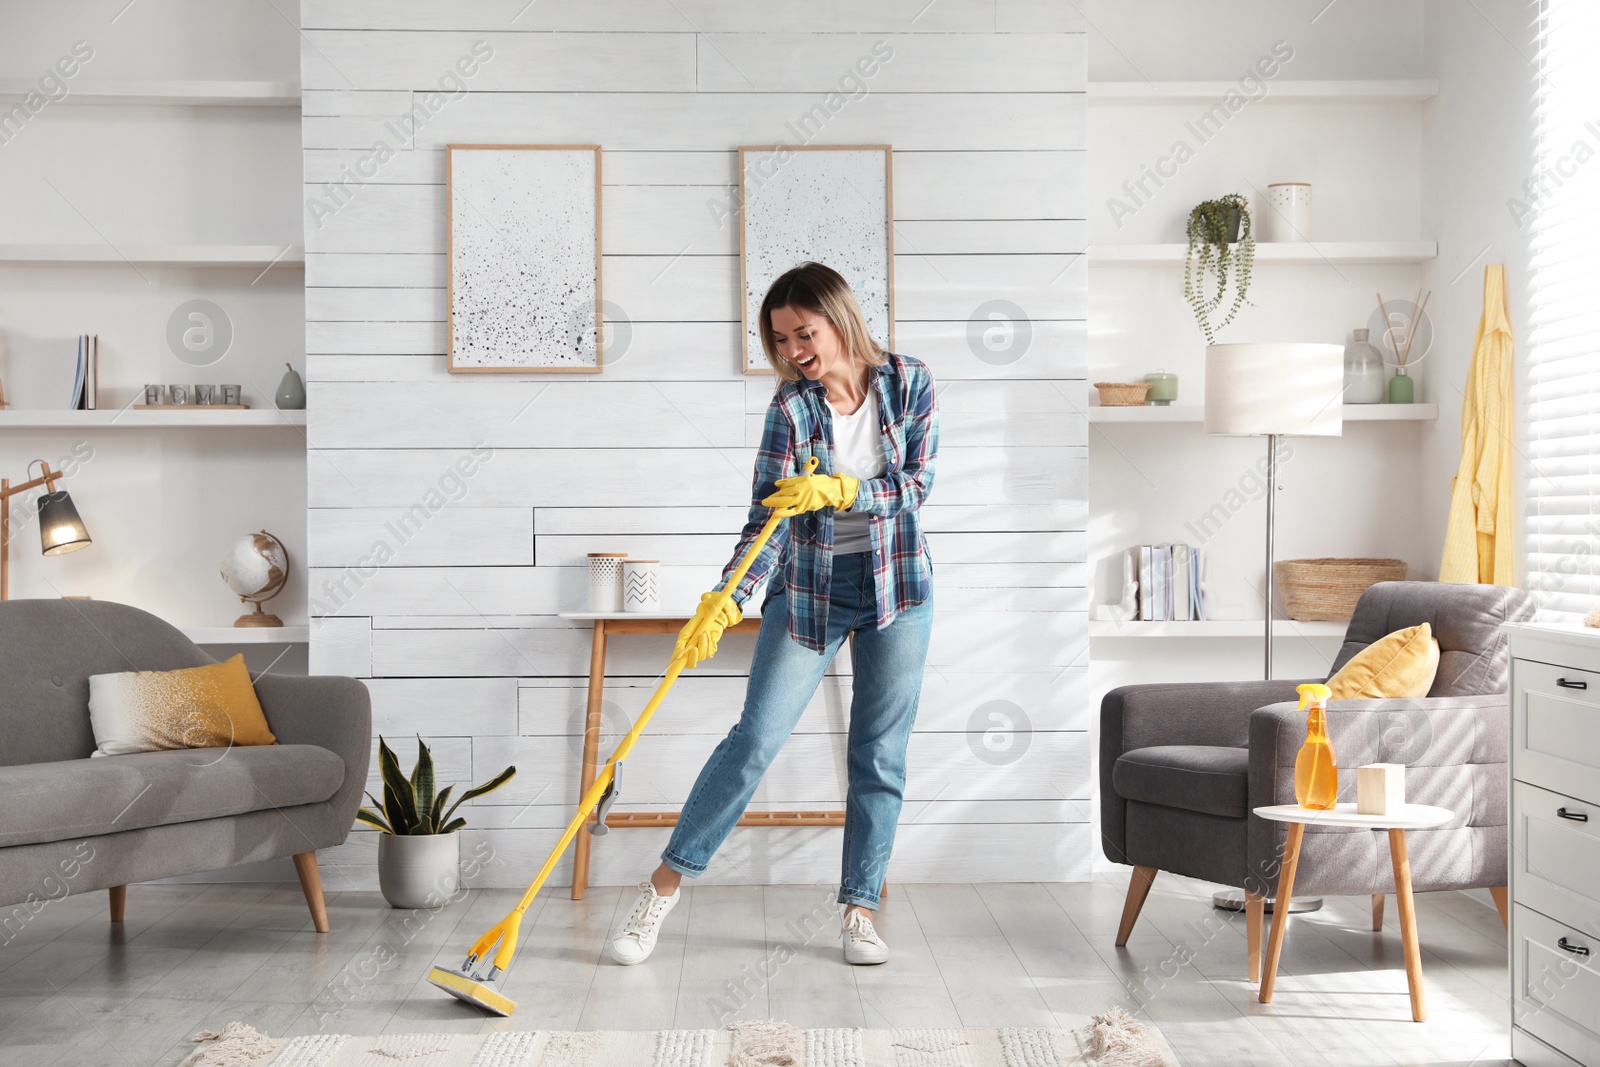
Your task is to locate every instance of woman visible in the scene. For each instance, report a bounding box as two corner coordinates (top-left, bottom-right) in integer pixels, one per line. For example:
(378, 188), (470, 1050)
(609, 262), (938, 967)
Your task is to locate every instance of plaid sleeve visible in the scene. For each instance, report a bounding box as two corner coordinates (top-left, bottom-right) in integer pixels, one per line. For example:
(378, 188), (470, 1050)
(714, 398), (795, 607)
(851, 365), (938, 518)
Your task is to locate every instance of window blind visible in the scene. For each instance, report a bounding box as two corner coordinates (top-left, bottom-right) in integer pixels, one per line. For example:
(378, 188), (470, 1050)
(1526, 0), (1600, 618)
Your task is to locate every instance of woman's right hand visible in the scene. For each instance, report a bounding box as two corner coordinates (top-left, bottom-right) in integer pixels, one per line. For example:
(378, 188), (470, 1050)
(673, 592), (743, 668)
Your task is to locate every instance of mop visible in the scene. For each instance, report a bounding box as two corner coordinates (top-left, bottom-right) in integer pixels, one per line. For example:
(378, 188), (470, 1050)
(427, 458), (817, 1016)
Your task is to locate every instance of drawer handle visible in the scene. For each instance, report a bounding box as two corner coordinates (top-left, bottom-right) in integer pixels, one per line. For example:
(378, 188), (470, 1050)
(1557, 807), (1590, 823)
(1556, 678), (1588, 690)
(1558, 937), (1590, 957)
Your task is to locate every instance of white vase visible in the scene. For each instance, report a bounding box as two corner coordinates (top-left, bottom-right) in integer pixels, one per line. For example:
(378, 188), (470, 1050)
(1262, 183), (1312, 242)
(623, 559), (661, 612)
(586, 552), (627, 612)
(377, 832), (460, 910)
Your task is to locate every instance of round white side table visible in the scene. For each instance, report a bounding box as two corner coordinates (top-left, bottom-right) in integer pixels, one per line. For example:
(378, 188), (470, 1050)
(1253, 802), (1452, 1022)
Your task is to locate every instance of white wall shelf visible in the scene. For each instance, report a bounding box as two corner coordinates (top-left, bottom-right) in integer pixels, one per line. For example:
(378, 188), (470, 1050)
(181, 626), (310, 645)
(1088, 80), (1439, 106)
(0, 79), (299, 107)
(1087, 403), (1438, 423)
(1088, 620), (1348, 638)
(0, 410), (307, 428)
(1089, 242), (1437, 264)
(0, 244), (304, 267)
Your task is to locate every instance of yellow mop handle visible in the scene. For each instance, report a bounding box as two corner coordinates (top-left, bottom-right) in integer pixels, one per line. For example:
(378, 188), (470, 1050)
(478, 458), (813, 971)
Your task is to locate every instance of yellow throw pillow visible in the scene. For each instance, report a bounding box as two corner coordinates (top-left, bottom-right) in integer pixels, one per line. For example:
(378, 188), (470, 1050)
(88, 653), (277, 756)
(1326, 622), (1440, 700)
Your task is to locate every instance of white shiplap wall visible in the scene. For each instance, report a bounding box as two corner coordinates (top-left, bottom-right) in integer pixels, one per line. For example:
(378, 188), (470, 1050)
(302, 0), (1087, 890)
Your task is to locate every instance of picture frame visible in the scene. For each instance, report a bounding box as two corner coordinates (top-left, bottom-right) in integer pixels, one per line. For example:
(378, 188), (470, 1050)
(446, 144), (604, 374)
(738, 145), (895, 375)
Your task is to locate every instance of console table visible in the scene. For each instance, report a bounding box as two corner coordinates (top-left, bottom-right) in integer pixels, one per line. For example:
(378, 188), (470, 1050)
(559, 611), (851, 899)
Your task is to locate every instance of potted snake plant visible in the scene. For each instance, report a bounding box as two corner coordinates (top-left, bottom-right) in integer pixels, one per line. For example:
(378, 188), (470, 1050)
(1183, 193), (1255, 345)
(358, 737), (516, 909)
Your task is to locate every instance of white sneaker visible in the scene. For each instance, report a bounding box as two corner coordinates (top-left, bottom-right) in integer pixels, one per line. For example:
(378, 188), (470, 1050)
(609, 882), (680, 966)
(842, 909), (890, 965)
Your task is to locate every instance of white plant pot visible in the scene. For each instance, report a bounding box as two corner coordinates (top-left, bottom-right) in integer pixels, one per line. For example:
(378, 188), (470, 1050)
(377, 832), (460, 910)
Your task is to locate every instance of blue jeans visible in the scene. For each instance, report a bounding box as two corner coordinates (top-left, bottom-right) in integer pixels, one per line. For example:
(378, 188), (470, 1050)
(662, 552), (933, 910)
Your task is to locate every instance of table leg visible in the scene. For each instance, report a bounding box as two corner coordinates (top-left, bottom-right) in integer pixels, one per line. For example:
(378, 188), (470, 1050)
(1245, 891), (1264, 983)
(1259, 822), (1304, 1003)
(572, 620), (607, 900)
(1388, 828), (1426, 1022)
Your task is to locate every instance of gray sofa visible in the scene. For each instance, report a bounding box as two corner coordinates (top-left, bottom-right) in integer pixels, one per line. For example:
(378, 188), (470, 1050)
(1100, 581), (1533, 977)
(1, 599), (370, 932)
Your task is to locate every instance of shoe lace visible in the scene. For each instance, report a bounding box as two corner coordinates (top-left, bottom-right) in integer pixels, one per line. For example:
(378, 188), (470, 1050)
(621, 884), (669, 938)
(843, 911), (880, 944)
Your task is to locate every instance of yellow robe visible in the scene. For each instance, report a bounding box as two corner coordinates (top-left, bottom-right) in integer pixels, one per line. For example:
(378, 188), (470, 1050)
(1440, 264), (1515, 585)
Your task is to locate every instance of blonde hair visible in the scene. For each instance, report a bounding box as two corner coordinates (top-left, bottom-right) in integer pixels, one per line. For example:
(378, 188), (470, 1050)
(759, 262), (886, 383)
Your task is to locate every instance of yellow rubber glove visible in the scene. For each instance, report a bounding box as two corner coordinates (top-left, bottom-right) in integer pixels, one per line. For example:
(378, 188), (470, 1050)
(762, 472), (860, 515)
(673, 592), (743, 669)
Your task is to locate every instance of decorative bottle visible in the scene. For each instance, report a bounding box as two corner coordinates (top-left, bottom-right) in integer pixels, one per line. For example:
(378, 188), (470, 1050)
(1293, 683), (1338, 810)
(1388, 365), (1414, 404)
(1343, 329), (1385, 404)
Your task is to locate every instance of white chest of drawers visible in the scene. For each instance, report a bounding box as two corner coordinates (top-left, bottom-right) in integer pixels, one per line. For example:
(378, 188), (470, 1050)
(1506, 623), (1600, 1067)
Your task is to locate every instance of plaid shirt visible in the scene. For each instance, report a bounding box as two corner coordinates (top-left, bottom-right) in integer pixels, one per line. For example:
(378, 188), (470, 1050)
(717, 352), (939, 652)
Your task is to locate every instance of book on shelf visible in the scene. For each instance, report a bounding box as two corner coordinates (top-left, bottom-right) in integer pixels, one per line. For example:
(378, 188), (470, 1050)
(1130, 542), (1205, 623)
(1173, 544), (1192, 621)
(80, 335), (98, 410)
(0, 335), (94, 410)
(1137, 546), (1153, 621)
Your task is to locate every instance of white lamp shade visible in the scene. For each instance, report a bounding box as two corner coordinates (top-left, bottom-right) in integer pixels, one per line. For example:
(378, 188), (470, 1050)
(1204, 343), (1345, 437)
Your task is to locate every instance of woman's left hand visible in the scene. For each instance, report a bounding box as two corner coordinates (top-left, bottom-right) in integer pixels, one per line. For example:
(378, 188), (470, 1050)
(762, 472), (860, 515)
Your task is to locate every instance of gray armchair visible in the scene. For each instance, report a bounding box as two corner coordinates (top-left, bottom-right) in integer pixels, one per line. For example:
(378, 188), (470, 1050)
(1099, 581), (1533, 978)
(1, 599), (370, 932)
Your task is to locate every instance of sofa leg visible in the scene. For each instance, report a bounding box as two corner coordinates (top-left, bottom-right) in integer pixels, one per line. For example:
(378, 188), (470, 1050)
(1372, 893), (1385, 931)
(108, 886), (126, 923)
(1246, 891), (1264, 983)
(1489, 886), (1509, 929)
(1115, 865), (1157, 946)
(292, 852), (330, 933)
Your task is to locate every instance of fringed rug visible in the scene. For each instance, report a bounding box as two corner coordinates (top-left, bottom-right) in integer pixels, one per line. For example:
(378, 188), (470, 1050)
(183, 1011), (1179, 1066)
(181, 1017), (1177, 1067)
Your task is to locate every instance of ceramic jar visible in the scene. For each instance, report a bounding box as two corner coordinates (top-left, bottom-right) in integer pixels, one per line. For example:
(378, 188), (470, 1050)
(1262, 183), (1312, 242)
(587, 553), (627, 612)
(1142, 371), (1179, 405)
(623, 559), (660, 612)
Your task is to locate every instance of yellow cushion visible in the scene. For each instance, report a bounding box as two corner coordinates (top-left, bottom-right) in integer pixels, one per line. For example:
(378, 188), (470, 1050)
(88, 654), (277, 756)
(1326, 622), (1440, 700)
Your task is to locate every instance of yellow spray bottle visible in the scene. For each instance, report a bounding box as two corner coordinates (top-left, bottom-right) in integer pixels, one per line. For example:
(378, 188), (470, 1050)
(1294, 683), (1337, 810)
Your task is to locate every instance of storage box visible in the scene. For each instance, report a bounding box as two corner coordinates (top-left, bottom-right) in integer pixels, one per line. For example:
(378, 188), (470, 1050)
(1357, 763), (1406, 815)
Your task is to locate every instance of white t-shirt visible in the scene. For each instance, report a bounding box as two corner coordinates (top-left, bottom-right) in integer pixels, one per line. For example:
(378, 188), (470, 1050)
(829, 390), (887, 554)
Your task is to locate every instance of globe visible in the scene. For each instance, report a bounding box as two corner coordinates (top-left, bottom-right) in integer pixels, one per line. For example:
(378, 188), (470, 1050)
(221, 530), (290, 627)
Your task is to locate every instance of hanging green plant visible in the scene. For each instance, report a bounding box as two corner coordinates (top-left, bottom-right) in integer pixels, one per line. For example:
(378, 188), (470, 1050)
(1183, 194), (1255, 345)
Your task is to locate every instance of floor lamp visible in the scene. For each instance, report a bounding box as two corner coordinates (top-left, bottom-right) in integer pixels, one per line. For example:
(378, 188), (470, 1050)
(1205, 343), (1343, 917)
(1204, 343), (1344, 677)
(1, 460), (93, 600)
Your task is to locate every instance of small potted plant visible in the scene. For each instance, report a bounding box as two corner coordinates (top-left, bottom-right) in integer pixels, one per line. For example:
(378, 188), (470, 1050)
(1184, 194), (1255, 345)
(358, 737), (516, 910)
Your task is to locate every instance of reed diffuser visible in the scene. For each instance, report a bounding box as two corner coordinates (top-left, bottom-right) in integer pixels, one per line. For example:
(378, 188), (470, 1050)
(1376, 288), (1431, 404)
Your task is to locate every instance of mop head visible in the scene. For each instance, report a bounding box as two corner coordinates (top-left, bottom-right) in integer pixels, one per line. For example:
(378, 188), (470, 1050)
(427, 963), (515, 1017)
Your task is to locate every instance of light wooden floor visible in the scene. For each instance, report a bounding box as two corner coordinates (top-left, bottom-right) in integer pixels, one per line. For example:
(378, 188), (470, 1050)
(0, 873), (1511, 1067)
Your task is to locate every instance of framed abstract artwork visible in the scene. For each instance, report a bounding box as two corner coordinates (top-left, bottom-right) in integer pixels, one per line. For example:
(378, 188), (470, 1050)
(738, 145), (894, 374)
(447, 144), (603, 373)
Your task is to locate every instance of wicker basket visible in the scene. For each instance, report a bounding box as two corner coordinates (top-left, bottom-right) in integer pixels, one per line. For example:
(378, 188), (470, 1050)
(1274, 558), (1408, 621)
(1094, 382), (1152, 407)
